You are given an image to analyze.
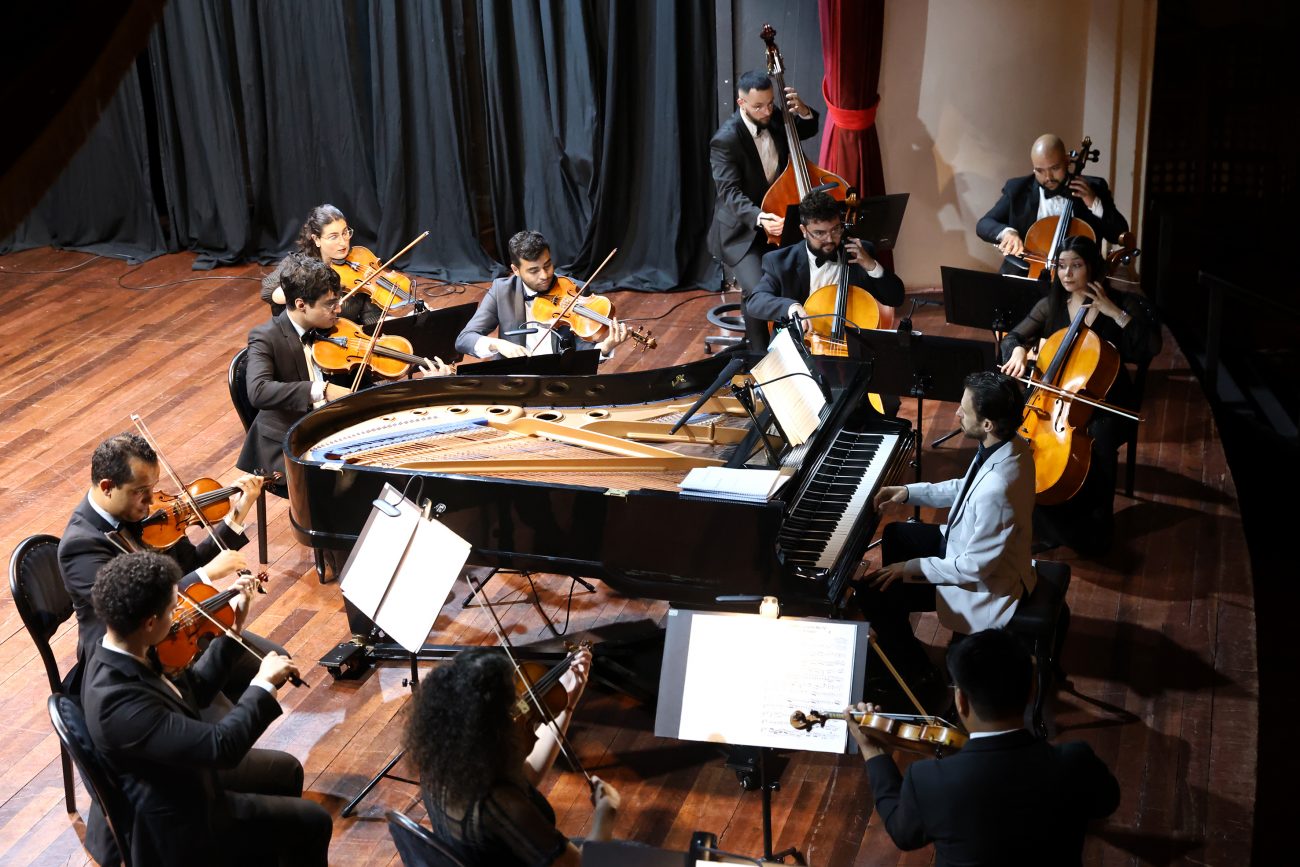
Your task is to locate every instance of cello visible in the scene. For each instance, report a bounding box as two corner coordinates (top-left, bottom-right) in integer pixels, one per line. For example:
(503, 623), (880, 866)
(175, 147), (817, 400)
(757, 24), (850, 246)
(1016, 137), (1099, 279)
(1017, 304), (1120, 504)
(801, 237), (886, 412)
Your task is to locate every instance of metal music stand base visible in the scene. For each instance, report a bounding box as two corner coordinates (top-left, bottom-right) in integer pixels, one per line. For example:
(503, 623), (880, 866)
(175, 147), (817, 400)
(725, 746), (803, 864)
(339, 652), (422, 818)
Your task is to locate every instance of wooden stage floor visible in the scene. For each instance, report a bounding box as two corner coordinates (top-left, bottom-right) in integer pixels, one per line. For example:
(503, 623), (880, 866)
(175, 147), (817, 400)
(0, 249), (1255, 865)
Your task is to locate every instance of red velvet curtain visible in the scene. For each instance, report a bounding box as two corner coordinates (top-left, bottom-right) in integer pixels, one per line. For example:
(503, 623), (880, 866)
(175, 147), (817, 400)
(818, 0), (886, 198)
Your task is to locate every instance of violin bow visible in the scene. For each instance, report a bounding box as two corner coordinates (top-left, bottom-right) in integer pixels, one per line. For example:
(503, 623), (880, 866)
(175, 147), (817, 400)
(463, 568), (596, 790)
(129, 415), (303, 686)
(166, 585), (306, 688)
(338, 230), (430, 304)
(526, 248), (618, 358)
(346, 232), (432, 393)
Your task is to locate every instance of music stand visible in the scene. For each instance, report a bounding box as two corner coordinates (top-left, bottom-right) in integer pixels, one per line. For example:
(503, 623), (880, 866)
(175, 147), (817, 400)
(456, 348), (601, 376)
(372, 301), (477, 363)
(846, 192), (909, 253)
(844, 327), (995, 515)
(932, 267), (1043, 446)
(655, 608), (871, 863)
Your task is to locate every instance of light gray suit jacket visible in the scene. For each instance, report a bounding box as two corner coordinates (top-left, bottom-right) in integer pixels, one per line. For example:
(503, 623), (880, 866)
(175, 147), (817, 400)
(904, 436), (1036, 633)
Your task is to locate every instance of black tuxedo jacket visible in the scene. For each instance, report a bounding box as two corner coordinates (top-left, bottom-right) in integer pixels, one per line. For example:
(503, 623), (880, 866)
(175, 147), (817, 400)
(82, 638), (280, 867)
(867, 729), (1120, 866)
(976, 174), (1129, 273)
(237, 311), (319, 477)
(743, 242), (905, 323)
(708, 109), (820, 267)
(58, 496), (246, 689)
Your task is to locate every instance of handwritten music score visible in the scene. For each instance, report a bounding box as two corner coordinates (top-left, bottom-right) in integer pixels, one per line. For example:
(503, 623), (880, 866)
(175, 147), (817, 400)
(675, 613), (860, 754)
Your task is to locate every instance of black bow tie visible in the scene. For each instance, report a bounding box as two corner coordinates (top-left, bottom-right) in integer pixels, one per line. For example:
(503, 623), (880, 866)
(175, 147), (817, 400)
(1040, 181), (1067, 200)
(301, 328), (325, 346)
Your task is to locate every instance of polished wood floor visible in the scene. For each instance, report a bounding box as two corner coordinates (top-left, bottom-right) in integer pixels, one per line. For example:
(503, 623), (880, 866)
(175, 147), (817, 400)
(0, 248), (1255, 865)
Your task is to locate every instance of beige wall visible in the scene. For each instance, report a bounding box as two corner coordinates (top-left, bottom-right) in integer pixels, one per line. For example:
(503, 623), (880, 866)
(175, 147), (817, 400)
(878, 0), (1156, 288)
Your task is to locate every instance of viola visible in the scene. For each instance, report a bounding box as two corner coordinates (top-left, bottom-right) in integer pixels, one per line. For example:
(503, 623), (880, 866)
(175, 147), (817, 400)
(529, 276), (657, 350)
(1017, 137), (1099, 279)
(312, 317), (441, 379)
(757, 25), (850, 246)
(790, 708), (966, 757)
(139, 473), (280, 550)
(1018, 304), (1120, 504)
(331, 245), (417, 312)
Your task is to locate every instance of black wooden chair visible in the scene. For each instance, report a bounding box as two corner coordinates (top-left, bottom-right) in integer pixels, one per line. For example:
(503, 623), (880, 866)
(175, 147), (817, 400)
(48, 694), (133, 865)
(9, 533), (77, 812)
(1007, 559), (1072, 738)
(226, 347), (272, 567)
(387, 810), (470, 867)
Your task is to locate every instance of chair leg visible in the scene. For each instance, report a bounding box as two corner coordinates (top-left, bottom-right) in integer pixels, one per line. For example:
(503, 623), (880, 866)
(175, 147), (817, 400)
(1032, 642), (1050, 739)
(256, 490), (268, 565)
(59, 742), (75, 813)
(1124, 432), (1138, 497)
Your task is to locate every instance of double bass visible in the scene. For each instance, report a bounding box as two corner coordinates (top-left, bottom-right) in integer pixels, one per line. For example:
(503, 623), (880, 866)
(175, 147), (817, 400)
(1017, 137), (1099, 279)
(758, 25), (850, 245)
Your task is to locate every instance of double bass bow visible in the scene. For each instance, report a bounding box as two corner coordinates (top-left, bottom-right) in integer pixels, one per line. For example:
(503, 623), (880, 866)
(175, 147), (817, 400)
(758, 25), (850, 245)
(1014, 137), (1099, 279)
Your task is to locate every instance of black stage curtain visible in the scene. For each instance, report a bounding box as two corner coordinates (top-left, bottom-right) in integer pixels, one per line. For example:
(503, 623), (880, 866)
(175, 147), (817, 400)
(1, 0), (716, 291)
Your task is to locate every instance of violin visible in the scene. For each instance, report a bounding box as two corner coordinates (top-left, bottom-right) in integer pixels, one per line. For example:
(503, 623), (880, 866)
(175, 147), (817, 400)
(510, 642), (592, 731)
(139, 473), (280, 550)
(153, 580), (248, 671)
(790, 708), (966, 757)
(312, 317), (442, 379)
(758, 25), (850, 246)
(331, 246), (417, 312)
(1017, 137), (1099, 279)
(529, 276), (657, 350)
(1018, 304), (1120, 504)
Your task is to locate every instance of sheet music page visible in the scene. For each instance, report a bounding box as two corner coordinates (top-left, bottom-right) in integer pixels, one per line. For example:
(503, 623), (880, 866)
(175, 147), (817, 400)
(676, 613), (857, 753)
(751, 328), (825, 445)
(375, 516), (472, 654)
(339, 487), (422, 618)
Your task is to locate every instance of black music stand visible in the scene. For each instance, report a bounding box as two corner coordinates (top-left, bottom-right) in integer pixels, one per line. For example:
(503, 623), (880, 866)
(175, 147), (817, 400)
(931, 267), (1043, 446)
(846, 192), (909, 253)
(371, 301), (477, 363)
(844, 327), (995, 517)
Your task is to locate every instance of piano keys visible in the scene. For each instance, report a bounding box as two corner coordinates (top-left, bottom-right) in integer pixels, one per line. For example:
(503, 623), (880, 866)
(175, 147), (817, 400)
(284, 351), (913, 612)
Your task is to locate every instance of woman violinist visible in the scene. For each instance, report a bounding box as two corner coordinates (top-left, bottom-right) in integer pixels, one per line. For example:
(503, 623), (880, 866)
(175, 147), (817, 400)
(261, 204), (391, 326)
(999, 235), (1160, 554)
(406, 647), (622, 867)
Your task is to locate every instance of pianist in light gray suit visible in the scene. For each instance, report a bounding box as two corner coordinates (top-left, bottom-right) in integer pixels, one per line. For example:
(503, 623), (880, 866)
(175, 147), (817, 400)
(857, 371), (1036, 681)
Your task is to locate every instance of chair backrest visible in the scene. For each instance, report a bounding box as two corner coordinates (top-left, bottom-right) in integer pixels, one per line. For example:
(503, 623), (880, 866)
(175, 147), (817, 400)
(48, 694), (133, 861)
(387, 810), (471, 867)
(9, 534), (73, 694)
(228, 346), (259, 432)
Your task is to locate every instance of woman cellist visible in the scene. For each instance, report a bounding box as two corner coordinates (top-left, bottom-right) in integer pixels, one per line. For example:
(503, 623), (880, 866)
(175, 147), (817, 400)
(999, 235), (1160, 554)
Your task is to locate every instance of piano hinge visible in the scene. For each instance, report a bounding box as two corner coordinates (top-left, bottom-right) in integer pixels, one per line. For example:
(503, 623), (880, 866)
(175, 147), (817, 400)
(604, 488), (630, 498)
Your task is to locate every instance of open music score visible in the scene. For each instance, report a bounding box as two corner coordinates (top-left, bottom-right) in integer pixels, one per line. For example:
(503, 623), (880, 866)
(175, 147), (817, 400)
(751, 328), (826, 445)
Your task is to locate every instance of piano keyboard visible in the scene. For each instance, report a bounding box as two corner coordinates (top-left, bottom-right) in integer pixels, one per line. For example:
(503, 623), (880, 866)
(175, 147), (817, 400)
(777, 430), (901, 570)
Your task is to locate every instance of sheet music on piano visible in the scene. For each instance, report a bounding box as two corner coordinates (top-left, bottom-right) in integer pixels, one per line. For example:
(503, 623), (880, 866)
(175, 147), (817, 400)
(750, 328), (826, 446)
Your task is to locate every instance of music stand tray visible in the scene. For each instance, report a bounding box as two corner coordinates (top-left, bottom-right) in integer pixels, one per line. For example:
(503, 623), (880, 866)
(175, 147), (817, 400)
(846, 192), (909, 253)
(373, 301), (477, 363)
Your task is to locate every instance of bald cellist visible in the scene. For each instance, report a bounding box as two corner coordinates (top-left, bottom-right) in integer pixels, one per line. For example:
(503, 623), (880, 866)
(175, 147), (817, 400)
(977, 134), (1129, 275)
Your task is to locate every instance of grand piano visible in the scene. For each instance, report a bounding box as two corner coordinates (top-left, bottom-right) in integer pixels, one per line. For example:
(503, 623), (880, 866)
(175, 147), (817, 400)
(284, 339), (913, 613)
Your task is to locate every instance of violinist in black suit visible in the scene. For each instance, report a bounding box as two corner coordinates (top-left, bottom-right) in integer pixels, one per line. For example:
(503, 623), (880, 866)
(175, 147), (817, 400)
(849, 628), (1120, 867)
(708, 69), (819, 346)
(81, 551), (330, 867)
(743, 190), (904, 330)
(976, 134), (1129, 275)
(58, 432), (276, 700)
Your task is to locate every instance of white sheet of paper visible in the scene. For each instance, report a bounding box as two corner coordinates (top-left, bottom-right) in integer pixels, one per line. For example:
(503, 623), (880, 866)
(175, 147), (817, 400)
(374, 516), (472, 653)
(675, 614), (858, 753)
(339, 490), (421, 618)
(752, 328), (825, 445)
